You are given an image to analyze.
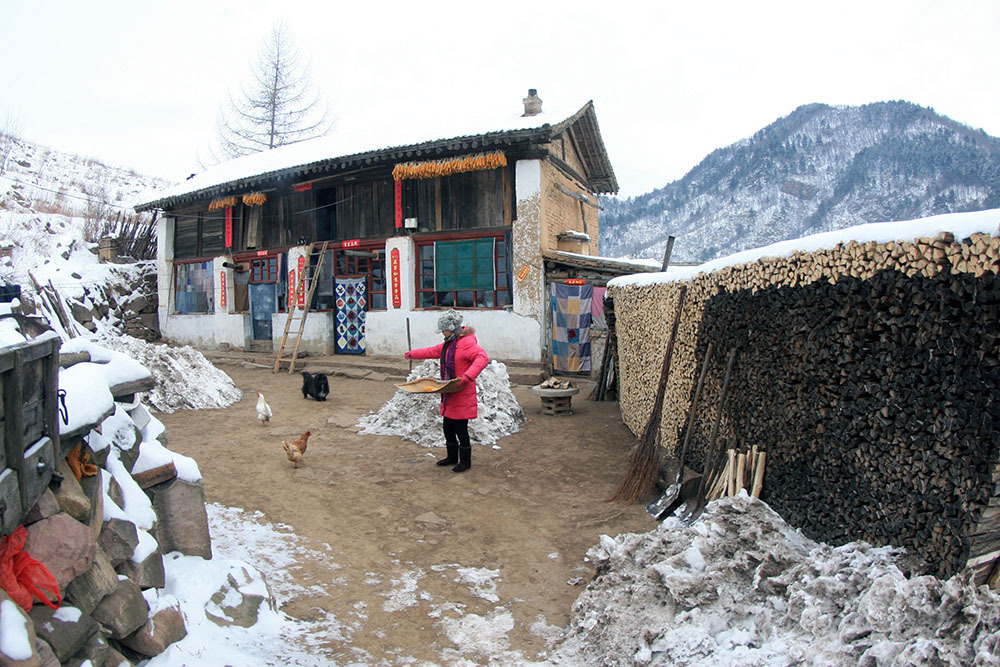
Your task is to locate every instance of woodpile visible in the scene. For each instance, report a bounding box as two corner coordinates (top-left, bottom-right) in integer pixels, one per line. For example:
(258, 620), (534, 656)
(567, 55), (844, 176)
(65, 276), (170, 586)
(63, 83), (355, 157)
(609, 231), (1000, 582)
(539, 377), (576, 390)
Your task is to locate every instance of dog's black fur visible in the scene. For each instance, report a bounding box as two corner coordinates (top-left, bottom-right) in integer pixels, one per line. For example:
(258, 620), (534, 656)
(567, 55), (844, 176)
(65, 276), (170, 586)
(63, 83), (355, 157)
(301, 371), (330, 401)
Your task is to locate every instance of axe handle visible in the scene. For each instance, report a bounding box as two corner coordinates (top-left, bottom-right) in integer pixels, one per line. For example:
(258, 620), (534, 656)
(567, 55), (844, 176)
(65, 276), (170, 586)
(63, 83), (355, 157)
(406, 318), (412, 372)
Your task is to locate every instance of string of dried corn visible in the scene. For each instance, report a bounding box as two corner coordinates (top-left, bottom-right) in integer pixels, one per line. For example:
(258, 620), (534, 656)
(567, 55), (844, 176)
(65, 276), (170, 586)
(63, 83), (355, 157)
(208, 196), (238, 211)
(392, 152), (507, 181)
(242, 192), (267, 206)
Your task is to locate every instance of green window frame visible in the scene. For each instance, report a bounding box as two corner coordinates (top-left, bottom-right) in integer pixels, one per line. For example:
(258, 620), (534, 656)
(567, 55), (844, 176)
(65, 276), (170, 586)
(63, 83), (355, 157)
(434, 239), (496, 292)
(415, 233), (510, 309)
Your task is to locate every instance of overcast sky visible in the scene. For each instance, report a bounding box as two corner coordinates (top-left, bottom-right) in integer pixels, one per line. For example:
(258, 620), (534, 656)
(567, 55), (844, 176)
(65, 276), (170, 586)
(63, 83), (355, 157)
(3, 0), (998, 198)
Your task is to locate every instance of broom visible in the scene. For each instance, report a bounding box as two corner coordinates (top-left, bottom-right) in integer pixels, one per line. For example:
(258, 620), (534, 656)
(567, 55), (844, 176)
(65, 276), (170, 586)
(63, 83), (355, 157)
(607, 285), (687, 503)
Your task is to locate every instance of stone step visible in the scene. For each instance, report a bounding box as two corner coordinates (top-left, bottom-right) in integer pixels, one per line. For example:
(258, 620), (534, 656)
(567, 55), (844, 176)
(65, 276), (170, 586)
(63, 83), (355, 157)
(200, 349), (547, 386)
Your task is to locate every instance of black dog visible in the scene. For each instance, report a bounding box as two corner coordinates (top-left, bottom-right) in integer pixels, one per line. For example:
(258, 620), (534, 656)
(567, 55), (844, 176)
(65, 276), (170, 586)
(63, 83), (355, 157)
(301, 371), (330, 401)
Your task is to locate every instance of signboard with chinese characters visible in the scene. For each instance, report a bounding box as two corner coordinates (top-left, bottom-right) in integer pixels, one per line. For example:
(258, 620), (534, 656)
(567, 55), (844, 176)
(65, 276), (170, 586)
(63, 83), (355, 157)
(394, 181), (402, 229)
(391, 248), (401, 308)
(220, 271), (226, 308)
(288, 270), (295, 308)
(297, 256), (306, 308)
(516, 265), (530, 282)
(342, 239), (360, 249)
(565, 278), (585, 286)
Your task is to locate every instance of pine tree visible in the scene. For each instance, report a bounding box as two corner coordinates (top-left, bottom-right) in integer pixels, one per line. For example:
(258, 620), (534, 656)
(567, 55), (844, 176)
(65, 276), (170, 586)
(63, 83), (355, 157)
(208, 22), (331, 162)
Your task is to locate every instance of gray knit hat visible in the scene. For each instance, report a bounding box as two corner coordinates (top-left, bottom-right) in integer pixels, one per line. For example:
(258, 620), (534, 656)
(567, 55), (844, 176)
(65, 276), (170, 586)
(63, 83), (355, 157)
(437, 309), (463, 333)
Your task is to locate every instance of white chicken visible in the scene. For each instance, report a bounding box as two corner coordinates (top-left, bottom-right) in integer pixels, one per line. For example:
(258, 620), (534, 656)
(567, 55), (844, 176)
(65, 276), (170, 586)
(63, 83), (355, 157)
(256, 392), (272, 425)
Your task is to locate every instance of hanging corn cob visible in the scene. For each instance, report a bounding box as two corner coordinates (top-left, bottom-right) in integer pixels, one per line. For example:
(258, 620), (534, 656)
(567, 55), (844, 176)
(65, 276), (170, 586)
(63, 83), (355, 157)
(392, 152), (507, 181)
(208, 196), (238, 211)
(242, 192), (267, 206)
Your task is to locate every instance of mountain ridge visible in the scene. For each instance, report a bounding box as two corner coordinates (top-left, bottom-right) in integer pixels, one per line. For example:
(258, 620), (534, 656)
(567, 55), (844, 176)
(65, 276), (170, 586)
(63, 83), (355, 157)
(600, 101), (1000, 263)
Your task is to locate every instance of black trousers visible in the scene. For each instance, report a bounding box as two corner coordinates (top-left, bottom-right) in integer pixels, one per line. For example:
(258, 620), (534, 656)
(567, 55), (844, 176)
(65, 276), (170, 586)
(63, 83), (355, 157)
(443, 417), (471, 447)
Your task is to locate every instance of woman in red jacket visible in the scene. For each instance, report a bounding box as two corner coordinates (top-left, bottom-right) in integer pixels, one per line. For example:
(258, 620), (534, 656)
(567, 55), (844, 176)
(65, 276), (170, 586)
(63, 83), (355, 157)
(405, 310), (489, 472)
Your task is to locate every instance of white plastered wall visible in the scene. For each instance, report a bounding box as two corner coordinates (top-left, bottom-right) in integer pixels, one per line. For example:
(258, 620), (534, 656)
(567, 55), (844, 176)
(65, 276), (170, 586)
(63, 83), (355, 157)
(362, 235), (541, 361)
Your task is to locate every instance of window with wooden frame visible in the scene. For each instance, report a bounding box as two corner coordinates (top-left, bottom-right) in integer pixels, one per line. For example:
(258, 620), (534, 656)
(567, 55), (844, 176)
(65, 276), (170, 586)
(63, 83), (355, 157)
(414, 233), (510, 309)
(310, 245), (387, 312)
(245, 254), (287, 313)
(173, 259), (214, 314)
(173, 211), (225, 260)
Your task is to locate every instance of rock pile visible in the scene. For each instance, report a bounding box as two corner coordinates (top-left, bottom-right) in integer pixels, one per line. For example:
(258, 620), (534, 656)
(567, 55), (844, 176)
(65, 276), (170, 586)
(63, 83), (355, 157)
(17, 262), (159, 341)
(0, 387), (263, 666)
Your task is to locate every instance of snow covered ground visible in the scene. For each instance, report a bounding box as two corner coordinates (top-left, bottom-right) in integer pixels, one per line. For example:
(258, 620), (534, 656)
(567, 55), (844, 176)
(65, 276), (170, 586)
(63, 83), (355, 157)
(2, 138), (1000, 665)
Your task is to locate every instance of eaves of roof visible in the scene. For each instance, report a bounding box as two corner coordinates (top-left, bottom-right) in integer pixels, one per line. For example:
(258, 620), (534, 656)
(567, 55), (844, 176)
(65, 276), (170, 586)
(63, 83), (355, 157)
(136, 126), (553, 211)
(136, 100), (619, 211)
(542, 250), (661, 275)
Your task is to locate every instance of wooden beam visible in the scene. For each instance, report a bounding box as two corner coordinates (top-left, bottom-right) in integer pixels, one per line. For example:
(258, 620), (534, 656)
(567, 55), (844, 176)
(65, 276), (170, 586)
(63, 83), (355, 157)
(554, 183), (600, 209)
(109, 377), (156, 399)
(131, 462), (178, 490)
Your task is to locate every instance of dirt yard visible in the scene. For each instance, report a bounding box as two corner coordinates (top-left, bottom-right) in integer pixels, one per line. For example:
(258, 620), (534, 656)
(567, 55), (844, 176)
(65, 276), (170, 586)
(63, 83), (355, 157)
(155, 360), (652, 664)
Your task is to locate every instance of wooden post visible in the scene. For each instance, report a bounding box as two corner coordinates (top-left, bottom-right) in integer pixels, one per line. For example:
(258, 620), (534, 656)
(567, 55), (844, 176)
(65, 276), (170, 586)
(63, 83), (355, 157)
(751, 451), (766, 498)
(727, 449), (736, 496)
(406, 318), (412, 373)
(736, 452), (747, 494)
(661, 236), (676, 271)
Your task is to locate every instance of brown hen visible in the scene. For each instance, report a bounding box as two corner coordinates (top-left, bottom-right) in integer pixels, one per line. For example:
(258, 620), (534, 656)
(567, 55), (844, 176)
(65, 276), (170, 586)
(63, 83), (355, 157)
(282, 430), (311, 468)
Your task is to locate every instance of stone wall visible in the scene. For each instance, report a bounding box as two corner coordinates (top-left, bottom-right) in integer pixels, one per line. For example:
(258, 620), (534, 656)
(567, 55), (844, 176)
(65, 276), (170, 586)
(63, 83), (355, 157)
(608, 232), (1000, 582)
(0, 386), (265, 665)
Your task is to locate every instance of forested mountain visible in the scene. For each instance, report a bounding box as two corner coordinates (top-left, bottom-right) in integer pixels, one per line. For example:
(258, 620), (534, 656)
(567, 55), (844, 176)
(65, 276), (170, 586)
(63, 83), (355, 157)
(600, 102), (1000, 262)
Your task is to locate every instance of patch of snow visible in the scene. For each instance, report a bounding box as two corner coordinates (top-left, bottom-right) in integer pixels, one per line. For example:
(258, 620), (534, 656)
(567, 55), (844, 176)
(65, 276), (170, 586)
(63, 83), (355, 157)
(94, 332), (242, 413)
(547, 493), (1000, 666)
(357, 359), (525, 447)
(610, 208), (1000, 288)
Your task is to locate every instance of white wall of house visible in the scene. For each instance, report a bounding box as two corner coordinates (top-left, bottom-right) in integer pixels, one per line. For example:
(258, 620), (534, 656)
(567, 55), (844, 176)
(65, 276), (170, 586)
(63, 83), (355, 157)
(156, 215), (174, 334)
(271, 310), (332, 355)
(511, 160), (546, 345)
(364, 309), (541, 361)
(155, 193), (546, 361)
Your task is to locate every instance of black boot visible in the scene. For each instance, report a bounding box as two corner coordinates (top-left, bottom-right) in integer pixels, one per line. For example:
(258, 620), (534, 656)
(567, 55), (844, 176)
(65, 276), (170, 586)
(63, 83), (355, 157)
(452, 445), (471, 473)
(437, 443), (458, 466)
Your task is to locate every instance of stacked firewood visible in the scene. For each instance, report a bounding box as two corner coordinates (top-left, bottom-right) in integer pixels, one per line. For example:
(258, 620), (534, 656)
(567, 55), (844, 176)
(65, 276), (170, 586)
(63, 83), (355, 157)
(539, 377), (575, 390)
(609, 231), (1000, 581)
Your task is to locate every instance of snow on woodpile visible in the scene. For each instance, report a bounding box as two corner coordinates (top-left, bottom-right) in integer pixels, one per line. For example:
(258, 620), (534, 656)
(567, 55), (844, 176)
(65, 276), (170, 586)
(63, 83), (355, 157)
(357, 359), (525, 447)
(96, 333), (242, 413)
(547, 493), (1000, 666)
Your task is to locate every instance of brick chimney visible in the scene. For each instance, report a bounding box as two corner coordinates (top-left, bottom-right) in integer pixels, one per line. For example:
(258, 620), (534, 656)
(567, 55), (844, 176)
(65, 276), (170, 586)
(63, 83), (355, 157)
(522, 89), (542, 117)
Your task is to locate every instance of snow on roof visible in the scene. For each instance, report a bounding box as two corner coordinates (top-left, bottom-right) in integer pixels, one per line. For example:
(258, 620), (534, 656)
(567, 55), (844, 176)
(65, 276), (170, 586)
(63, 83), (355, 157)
(543, 248), (669, 275)
(140, 101), (587, 207)
(608, 208), (1000, 288)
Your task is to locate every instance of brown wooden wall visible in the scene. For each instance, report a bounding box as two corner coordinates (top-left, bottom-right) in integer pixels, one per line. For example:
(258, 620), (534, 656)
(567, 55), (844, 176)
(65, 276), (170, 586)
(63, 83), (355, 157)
(171, 164), (513, 260)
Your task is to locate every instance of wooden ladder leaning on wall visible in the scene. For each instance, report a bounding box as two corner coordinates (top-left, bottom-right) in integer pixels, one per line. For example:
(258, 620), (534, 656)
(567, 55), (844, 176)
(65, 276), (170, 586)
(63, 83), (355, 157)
(274, 241), (329, 374)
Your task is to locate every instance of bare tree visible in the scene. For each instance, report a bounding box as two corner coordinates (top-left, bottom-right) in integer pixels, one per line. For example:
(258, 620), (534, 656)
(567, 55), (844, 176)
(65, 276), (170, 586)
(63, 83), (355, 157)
(209, 22), (332, 162)
(0, 112), (23, 175)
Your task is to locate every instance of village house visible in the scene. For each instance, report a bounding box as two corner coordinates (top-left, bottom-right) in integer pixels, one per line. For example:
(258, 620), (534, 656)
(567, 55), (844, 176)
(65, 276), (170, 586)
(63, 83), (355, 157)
(136, 90), (654, 372)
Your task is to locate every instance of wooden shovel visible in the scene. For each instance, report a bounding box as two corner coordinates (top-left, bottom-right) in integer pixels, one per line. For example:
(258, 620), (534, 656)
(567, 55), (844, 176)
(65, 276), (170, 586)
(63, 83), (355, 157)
(646, 340), (714, 519)
(681, 346), (739, 524)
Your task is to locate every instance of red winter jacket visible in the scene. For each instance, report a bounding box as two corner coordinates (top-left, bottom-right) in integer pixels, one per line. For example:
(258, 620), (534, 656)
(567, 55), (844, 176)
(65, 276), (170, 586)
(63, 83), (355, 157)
(406, 327), (489, 419)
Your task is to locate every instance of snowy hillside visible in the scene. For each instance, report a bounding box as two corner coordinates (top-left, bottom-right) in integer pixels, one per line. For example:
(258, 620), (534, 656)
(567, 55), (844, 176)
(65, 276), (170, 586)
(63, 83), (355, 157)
(601, 101), (1000, 263)
(0, 136), (244, 413)
(0, 134), (167, 336)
